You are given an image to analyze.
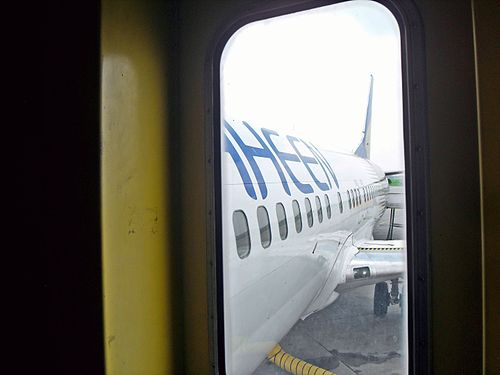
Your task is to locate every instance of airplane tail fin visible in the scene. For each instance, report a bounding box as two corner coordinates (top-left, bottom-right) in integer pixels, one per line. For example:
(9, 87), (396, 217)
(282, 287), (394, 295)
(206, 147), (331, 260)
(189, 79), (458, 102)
(354, 75), (374, 159)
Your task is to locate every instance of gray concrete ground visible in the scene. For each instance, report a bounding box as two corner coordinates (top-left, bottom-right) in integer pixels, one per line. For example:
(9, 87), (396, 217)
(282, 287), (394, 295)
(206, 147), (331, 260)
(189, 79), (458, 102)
(253, 208), (407, 375)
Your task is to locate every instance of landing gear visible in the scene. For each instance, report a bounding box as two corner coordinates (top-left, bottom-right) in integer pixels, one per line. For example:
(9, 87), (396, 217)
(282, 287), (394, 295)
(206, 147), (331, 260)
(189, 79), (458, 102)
(374, 279), (401, 317)
(374, 282), (390, 317)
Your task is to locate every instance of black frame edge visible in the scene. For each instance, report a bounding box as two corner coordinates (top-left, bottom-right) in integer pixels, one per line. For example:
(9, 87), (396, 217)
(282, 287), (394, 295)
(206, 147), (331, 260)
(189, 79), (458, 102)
(204, 1), (431, 374)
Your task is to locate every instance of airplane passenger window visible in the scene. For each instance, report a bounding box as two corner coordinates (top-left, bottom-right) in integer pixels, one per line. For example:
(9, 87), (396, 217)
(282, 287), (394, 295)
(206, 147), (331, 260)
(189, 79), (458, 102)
(325, 194), (331, 219)
(292, 200), (302, 233)
(257, 206), (271, 248)
(276, 202), (288, 240)
(305, 197), (313, 228)
(219, 2), (409, 374)
(232, 210), (251, 259)
(315, 196), (323, 223)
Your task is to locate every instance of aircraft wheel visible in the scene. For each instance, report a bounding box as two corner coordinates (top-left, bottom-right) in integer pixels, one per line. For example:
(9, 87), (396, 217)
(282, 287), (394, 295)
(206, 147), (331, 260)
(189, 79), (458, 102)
(374, 282), (389, 317)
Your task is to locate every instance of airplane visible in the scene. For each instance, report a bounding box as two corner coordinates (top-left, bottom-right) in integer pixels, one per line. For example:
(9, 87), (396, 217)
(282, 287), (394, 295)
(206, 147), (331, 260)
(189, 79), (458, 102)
(222, 77), (406, 374)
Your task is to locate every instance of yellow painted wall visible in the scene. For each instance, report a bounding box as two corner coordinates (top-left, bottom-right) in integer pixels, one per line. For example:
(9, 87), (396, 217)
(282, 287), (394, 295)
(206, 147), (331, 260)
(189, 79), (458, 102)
(101, 1), (176, 374)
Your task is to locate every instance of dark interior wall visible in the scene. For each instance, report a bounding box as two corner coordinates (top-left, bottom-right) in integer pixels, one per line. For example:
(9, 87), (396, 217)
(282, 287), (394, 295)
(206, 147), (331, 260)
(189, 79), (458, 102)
(474, 0), (500, 373)
(415, 0), (482, 373)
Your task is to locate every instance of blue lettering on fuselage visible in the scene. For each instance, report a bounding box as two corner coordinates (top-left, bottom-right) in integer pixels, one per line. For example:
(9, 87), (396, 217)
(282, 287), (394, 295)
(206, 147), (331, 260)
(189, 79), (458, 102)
(287, 135), (330, 192)
(303, 140), (340, 189)
(300, 140), (332, 188)
(225, 121), (291, 199)
(224, 121), (339, 199)
(224, 133), (258, 200)
(262, 128), (313, 195)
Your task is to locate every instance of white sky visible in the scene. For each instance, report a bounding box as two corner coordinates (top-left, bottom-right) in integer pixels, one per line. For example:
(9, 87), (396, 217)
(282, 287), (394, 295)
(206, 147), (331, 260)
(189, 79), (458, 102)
(221, 0), (405, 172)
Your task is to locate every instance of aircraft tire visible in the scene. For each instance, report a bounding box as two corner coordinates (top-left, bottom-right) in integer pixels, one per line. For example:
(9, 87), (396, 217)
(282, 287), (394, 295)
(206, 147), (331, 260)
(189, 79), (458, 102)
(374, 282), (389, 317)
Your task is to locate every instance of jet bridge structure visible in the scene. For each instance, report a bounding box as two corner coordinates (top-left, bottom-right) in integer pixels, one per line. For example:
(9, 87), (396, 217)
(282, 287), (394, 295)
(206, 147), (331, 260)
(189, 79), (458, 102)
(384, 172), (405, 240)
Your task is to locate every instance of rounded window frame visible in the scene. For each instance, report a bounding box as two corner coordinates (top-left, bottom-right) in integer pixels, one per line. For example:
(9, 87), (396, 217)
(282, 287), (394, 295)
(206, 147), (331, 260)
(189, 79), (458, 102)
(209, 1), (432, 374)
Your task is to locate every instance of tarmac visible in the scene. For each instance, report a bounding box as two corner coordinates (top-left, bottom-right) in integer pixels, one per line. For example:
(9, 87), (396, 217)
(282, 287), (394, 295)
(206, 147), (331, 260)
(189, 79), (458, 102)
(253, 208), (407, 375)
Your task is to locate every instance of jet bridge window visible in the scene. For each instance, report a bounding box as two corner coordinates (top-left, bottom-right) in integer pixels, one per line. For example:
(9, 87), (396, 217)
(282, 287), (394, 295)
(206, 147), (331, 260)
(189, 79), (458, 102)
(292, 200), (302, 233)
(219, 2), (411, 374)
(315, 196), (323, 223)
(305, 197), (314, 227)
(325, 194), (331, 219)
(276, 202), (288, 240)
(257, 206), (272, 248)
(232, 210), (251, 259)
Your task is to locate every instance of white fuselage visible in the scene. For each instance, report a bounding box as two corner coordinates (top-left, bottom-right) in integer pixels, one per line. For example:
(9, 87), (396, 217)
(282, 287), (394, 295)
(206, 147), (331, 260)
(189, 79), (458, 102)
(222, 121), (388, 375)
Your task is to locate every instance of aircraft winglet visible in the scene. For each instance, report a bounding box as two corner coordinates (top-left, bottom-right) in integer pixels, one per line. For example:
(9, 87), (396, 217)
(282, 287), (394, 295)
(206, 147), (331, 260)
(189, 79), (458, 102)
(354, 75), (374, 159)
